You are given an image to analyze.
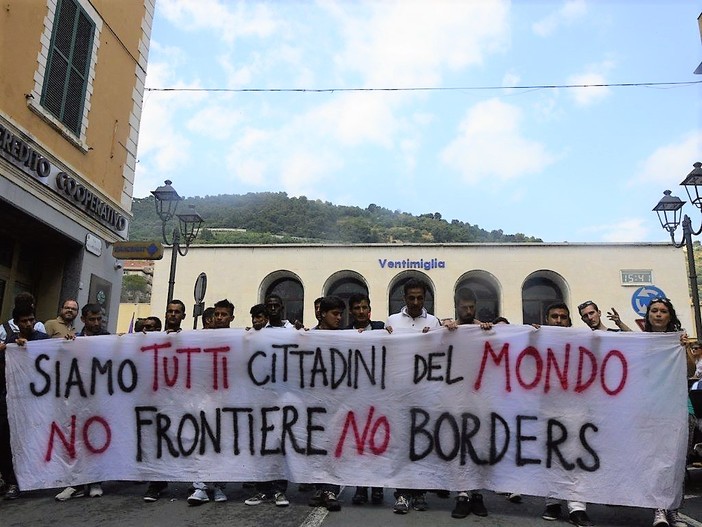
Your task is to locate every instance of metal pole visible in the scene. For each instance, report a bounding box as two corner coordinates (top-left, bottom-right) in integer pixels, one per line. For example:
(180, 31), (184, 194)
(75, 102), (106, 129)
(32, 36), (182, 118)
(683, 215), (702, 339)
(166, 228), (179, 306)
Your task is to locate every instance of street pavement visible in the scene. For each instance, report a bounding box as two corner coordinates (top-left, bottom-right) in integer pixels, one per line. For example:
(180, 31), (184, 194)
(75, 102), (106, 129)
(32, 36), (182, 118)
(4, 476), (702, 527)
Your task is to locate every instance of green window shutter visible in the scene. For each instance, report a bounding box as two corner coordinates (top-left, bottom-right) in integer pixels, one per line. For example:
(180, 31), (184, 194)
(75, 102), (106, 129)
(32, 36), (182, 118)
(41, 0), (95, 136)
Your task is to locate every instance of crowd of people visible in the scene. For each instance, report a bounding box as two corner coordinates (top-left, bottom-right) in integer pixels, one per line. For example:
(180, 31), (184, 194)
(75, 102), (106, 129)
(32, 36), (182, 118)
(0, 281), (696, 527)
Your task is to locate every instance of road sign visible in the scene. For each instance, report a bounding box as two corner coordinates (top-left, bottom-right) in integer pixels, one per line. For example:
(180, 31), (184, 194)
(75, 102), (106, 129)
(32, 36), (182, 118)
(112, 241), (164, 260)
(194, 272), (207, 303)
(631, 285), (667, 317)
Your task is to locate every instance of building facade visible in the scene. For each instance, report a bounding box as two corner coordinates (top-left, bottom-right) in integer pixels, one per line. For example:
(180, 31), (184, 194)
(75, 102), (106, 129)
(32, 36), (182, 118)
(0, 0), (154, 329)
(149, 243), (693, 332)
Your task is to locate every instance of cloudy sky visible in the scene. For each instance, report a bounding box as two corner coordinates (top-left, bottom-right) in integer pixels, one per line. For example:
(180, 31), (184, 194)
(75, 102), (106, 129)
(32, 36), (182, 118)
(134, 0), (702, 243)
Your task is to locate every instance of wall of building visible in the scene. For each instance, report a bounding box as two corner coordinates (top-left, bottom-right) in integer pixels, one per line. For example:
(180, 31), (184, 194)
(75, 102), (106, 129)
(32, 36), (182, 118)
(0, 0), (154, 330)
(149, 243), (692, 333)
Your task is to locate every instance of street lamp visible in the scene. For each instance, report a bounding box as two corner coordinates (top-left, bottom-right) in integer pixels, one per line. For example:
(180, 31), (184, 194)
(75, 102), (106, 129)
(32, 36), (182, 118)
(151, 180), (204, 305)
(653, 162), (702, 338)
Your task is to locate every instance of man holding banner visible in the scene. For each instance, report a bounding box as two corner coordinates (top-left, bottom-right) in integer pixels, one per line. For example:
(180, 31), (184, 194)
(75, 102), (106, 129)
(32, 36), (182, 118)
(540, 303), (594, 527)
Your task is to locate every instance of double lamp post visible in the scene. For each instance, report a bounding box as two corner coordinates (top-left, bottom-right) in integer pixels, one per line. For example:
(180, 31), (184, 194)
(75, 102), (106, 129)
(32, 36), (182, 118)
(151, 180), (204, 306)
(653, 162), (702, 338)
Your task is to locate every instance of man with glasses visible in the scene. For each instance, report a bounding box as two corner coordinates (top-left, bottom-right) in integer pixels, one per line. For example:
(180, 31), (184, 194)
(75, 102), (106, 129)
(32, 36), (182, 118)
(577, 301), (631, 332)
(44, 299), (79, 339)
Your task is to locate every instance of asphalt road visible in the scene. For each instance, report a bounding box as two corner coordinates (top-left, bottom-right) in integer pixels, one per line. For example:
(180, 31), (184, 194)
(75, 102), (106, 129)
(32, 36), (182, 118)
(4, 474), (702, 527)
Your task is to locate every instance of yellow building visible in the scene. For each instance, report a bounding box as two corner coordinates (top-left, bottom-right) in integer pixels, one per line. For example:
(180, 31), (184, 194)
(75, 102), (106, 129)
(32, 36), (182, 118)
(149, 243), (693, 333)
(0, 0), (154, 329)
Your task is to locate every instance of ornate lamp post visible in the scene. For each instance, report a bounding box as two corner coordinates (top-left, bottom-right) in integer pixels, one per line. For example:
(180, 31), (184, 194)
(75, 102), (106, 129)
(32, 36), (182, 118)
(653, 162), (702, 337)
(151, 180), (204, 305)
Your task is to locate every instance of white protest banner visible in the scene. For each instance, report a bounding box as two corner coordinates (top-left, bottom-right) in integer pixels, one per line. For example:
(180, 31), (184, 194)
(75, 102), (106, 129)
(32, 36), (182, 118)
(5, 325), (686, 509)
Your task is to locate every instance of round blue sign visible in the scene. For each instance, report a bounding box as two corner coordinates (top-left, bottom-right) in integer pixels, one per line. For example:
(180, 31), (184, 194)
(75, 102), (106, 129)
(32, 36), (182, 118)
(631, 286), (667, 317)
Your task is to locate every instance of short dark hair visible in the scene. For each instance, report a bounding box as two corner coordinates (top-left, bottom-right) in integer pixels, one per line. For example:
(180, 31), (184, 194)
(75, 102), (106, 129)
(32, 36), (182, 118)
(203, 307), (215, 321)
(250, 304), (267, 317)
(320, 295), (345, 314)
(265, 293), (283, 304)
(577, 300), (599, 314)
(348, 293), (370, 309)
(214, 298), (235, 316)
(12, 303), (35, 320)
(146, 316), (162, 330)
(14, 292), (35, 307)
(545, 302), (571, 326)
(134, 318), (145, 332)
(455, 287), (477, 304)
(82, 303), (102, 317)
(403, 278), (427, 296)
(492, 316), (510, 324)
(167, 299), (186, 316)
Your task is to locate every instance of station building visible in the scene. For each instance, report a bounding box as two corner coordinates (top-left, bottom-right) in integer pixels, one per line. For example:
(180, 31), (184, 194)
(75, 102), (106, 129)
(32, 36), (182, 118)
(0, 0), (154, 329)
(149, 243), (693, 333)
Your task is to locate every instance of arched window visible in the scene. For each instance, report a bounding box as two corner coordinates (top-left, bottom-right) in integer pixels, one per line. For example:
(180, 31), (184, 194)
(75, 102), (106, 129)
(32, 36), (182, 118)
(388, 273), (435, 317)
(325, 273), (368, 328)
(262, 272), (304, 325)
(455, 271), (500, 322)
(522, 272), (567, 325)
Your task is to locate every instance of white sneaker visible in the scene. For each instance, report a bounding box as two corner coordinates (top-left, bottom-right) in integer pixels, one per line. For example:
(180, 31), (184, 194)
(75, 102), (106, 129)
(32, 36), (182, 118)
(275, 492), (290, 507)
(667, 510), (687, 527)
(653, 508), (670, 527)
(244, 492), (268, 506)
(88, 483), (103, 498)
(187, 488), (210, 505)
(213, 487), (227, 502)
(55, 486), (85, 501)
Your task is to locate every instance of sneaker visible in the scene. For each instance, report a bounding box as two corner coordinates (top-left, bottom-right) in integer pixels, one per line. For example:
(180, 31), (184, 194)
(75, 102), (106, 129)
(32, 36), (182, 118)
(245, 492), (268, 506)
(187, 488), (210, 506)
(393, 494), (410, 514)
(55, 486), (84, 501)
(653, 509), (670, 527)
(308, 490), (324, 507)
(412, 493), (428, 511)
(322, 490), (341, 511)
(4, 484), (20, 500)
(507, 493), (522, 503)
(88, 483), (103, 498)
(569, 510), (594, 526)
(543, 503), (562, 521)
(274, 492), (290, 507)
(471, 493), (488, 517)
(666, 510), (687, 527)
(352, 487), (368, 505)
(451, 495), (471, 519)
(213, 487), (227, 502)
(143, 483), (166, 502)
(371, 488), (384, 505)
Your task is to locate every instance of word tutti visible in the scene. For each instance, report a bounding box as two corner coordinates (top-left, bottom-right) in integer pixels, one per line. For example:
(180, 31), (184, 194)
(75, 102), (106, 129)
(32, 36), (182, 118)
(141, 342), (230, 391)
(135, 405), (328, 460)
(247, 344), (387, 389)
(409, 408), (599, 472)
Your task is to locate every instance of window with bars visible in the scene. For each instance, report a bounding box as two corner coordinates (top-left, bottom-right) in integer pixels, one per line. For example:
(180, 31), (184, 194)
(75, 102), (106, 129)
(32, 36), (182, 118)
(40, 0), (95, 136)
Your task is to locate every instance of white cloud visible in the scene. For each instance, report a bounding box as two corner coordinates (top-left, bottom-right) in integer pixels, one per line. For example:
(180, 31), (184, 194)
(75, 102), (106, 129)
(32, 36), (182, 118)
(580, 218), (650, 242)
(566, 60), (615, 106)
(326, 0), (510, 87)
(632, 131), (702, 187)
(533, 0), (587, 37)
(186, 105), (243, 140)
(158, 0), (281, 44)
(439, 98), (556, 184)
